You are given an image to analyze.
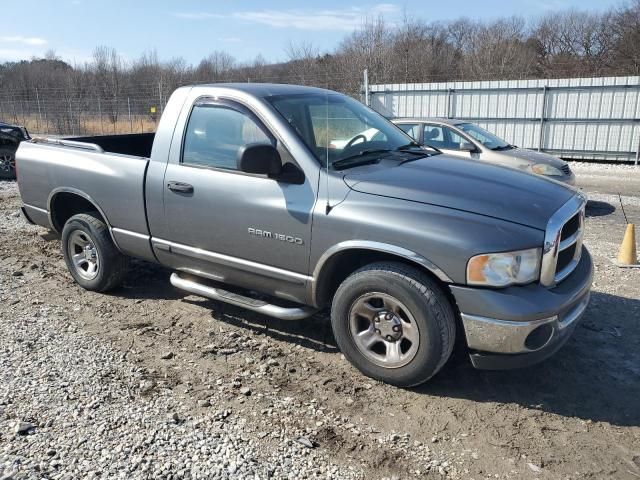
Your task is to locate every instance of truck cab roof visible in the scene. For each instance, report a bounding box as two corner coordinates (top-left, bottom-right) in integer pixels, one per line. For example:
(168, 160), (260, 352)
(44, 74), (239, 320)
(392, 117), (467, 126)
(183, 83), (335, 99)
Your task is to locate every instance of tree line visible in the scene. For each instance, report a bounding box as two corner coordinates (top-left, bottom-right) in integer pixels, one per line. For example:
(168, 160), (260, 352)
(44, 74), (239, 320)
(0, 0), (638, 132)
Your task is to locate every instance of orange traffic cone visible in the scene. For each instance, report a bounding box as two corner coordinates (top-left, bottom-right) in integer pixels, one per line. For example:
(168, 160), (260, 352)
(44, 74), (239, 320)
(617, 224), (638, 266)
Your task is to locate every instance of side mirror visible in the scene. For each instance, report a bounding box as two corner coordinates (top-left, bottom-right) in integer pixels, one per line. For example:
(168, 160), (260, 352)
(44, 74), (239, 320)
(460, 142), (476, 152)
(237, 143), (282, 177)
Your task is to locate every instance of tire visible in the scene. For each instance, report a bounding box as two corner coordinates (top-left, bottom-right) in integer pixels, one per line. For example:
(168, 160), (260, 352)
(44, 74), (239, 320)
(0, 146), (16, 180)
(331, 262), (456, 387)
(61, 213), (129, 292)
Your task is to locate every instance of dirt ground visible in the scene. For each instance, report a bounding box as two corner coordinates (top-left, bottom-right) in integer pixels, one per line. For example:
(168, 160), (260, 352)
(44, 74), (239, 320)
(1, 162), (639, 479)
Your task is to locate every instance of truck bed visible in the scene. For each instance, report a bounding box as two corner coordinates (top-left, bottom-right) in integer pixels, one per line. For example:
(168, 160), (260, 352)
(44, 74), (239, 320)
(16, 134), (152, 251)
(67, 133), (155, 158)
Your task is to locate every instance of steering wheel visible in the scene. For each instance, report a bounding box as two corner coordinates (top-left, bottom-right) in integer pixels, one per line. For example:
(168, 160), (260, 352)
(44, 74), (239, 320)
(344, 134), (367, 150)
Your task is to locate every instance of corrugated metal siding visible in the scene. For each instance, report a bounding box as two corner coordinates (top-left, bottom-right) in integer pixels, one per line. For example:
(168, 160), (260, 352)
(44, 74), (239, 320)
(368, 76), (640, 163)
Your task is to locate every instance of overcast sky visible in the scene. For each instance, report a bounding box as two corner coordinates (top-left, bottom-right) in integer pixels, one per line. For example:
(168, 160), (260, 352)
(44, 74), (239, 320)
(0, 0), (622, 65)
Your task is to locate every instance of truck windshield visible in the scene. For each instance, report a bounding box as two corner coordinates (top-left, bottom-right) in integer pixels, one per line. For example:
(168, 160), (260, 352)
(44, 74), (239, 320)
(267, 93), (424, 167)
(457, 123), (513, 150)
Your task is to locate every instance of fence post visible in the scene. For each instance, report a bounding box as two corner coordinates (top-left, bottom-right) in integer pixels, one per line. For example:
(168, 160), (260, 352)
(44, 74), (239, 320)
(36, 88), (43, 133)
(19, 100), (25, 128)
(363, 69), (370, 106)
(68, 98), (74, 136)
(538, 85), (548, 152)
(128, 97), (132, 133)
(98, 97), (103, 135)
(446, 88), (454, 118)
(635, 132), (639, 166)
(43, 98), (49, 134)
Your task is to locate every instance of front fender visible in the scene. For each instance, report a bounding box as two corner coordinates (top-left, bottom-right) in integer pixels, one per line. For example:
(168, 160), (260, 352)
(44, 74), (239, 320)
(309, 240), (453, 307)
(308, 190), (545, 305)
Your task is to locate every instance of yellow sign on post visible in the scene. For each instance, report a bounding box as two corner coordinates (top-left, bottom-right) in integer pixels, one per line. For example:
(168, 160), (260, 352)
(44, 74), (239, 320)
(150, 106), (157, 114)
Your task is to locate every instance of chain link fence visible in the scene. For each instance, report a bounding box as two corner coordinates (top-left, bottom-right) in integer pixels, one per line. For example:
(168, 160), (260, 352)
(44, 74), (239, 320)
(0, 84), (172, 136)
(0, 73), (362, 137)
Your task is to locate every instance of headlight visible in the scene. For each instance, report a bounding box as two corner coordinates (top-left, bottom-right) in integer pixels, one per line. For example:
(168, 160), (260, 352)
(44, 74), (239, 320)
(529, 163), (563, 176)
(467, 248), (541, 287)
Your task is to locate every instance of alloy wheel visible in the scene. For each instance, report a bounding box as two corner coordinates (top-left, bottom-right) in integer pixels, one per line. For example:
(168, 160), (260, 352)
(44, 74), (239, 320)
(68, 230), (100, 280)
(348, 292), (420, 368)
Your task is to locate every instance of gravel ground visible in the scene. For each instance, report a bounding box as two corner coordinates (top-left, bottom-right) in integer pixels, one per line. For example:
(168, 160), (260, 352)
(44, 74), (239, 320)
(570, 161), (640, 197)
(1, 164), (639, 479)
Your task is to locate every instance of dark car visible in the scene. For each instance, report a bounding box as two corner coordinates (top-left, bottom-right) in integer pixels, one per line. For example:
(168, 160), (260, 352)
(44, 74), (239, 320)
(0, 122), (30, 179)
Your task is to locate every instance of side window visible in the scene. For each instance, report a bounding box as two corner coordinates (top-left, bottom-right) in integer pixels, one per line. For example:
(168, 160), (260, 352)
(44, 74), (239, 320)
(182, 104), (271, 170)
(443, 127), (467, 150)
(422, 125), (446, 148)
(397, 123), (420, 140)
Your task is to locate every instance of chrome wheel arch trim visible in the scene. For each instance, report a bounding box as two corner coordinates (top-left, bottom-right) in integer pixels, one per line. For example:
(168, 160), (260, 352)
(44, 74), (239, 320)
(310, 240), (453, 306)
(46, 187), (122, 250)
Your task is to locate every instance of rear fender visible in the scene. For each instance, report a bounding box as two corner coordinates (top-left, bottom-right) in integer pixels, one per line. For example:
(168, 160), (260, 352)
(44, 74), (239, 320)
(47, 187), (121, 249)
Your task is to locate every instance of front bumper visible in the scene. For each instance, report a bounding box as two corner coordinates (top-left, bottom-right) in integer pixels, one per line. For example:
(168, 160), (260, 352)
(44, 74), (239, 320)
(450, 247), (593, 370)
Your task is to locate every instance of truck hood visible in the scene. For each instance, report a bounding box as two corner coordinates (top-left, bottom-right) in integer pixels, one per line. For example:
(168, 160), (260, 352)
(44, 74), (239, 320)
(343, 155), (575, 230)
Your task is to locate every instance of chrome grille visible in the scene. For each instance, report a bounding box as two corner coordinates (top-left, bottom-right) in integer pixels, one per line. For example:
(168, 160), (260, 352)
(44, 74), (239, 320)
(540, 195), (586, 287)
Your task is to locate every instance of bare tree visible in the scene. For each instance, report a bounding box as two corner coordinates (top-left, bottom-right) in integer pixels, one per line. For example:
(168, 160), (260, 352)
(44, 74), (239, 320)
(535, 9), (616, 76)
(460, 17), (538, 80)
(92, 46), (124, 124)
(285, 41), (320, 84)
(335, 17), (393, 94)
(611, 0), (640, 74)
(195, 51), (236, 82)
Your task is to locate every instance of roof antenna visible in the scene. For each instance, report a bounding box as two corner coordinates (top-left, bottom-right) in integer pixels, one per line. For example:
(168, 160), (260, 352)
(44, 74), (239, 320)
(325, 86), (333, 215)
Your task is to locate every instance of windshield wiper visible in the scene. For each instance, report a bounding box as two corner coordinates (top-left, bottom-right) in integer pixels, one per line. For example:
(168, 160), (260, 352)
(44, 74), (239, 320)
(491, 144), (515, 151)
(396, 141), (421, 150)
(332, 149), (393, 170)
(396, 142), (441, 154)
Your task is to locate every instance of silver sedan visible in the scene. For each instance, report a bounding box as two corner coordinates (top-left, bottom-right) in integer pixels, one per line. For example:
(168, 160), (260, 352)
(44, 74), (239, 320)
(392, 118), (575, 186)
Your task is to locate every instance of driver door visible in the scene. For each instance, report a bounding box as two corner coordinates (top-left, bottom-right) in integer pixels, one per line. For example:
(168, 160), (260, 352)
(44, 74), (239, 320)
(159, 99), (316, 303)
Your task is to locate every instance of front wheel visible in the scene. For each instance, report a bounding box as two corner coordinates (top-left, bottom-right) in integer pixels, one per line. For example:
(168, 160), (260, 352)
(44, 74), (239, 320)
(331, 262), (456, 387)
(61, 213), (129, 292)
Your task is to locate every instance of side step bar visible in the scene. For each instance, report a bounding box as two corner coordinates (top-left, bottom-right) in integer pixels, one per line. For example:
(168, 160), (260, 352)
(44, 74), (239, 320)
(170, 273), (318, 321)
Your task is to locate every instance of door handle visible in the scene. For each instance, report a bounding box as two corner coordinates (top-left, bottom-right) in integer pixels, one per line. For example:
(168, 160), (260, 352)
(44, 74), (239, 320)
(167, 181), (194, 194)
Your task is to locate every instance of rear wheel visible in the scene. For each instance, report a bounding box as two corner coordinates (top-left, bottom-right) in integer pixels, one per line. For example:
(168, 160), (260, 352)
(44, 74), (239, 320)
(61, 213), (128, 292)
(331, 262), (456, 387)
(0, 147), (16, 179)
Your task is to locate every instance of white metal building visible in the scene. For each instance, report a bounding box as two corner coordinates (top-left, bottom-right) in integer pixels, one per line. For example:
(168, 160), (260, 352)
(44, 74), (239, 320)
(368, 76), (640, 163)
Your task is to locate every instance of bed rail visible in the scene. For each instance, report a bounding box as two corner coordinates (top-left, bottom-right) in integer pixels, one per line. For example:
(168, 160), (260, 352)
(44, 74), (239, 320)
(31, 137), (104, 153)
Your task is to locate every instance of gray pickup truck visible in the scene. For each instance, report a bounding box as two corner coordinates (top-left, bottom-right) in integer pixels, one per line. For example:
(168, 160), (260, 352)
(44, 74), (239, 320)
(17, 84), (593, 387)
